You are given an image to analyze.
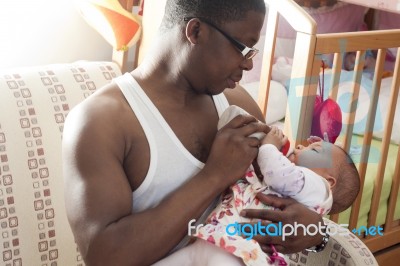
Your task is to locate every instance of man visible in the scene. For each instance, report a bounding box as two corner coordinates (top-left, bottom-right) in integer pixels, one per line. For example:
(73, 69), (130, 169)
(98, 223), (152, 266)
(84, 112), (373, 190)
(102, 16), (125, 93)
(63, 0), (324, 265)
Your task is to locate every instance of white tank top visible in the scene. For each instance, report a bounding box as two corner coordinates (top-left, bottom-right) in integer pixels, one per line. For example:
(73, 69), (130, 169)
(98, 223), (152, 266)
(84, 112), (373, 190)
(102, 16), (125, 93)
(114, 73), (229, 248)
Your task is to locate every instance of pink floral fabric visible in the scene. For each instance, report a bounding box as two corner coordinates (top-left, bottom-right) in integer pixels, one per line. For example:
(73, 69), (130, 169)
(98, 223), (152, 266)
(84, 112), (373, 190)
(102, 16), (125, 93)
(194, 171), (284, 266)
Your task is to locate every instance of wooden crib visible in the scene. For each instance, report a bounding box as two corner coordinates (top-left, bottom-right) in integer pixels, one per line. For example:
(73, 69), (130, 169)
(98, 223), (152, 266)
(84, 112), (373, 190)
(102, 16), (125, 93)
(258, 0), (400, 263)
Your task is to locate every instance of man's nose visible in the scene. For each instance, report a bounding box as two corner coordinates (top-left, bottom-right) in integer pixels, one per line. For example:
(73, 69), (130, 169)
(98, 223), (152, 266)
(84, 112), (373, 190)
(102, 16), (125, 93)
(240, 57), (254, 71)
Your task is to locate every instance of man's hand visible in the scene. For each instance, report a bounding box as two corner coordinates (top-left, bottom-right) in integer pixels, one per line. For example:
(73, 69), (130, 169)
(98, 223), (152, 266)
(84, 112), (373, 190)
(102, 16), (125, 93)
(240, 193), (324, 254)
(204, 114), (269, 187)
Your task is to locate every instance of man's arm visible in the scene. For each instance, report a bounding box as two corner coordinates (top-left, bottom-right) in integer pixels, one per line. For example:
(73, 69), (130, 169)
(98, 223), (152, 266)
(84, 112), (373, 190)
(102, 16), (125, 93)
(62, 90), (267, 265)
(224, 84), (266, 123)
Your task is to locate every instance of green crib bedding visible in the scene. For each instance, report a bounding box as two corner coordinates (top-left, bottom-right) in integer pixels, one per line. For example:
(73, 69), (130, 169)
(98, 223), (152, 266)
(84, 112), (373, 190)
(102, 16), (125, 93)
(336, 134), (400, 228)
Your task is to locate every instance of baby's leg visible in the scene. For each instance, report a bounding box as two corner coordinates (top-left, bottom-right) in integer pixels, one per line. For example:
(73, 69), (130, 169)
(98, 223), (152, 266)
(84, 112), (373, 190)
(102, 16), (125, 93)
(152, 239), (245, 266)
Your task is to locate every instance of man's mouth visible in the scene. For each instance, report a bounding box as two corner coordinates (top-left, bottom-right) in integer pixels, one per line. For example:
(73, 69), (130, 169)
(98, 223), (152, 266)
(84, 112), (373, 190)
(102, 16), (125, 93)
(227, 78), (236, 89)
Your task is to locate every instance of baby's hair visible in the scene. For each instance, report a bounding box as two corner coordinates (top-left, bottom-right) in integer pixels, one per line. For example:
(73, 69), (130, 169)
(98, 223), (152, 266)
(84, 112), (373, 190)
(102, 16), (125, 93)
(329, 146), (360, 214)
(160, 0), (266, 31)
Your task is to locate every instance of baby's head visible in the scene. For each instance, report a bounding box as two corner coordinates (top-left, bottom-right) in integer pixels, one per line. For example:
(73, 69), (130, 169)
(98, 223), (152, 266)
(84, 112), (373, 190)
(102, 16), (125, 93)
(288, 141), (360, 214)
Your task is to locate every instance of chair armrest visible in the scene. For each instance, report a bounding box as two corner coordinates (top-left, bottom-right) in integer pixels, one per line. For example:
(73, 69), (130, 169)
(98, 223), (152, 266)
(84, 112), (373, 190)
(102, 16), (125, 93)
(284, 218), (378, 265)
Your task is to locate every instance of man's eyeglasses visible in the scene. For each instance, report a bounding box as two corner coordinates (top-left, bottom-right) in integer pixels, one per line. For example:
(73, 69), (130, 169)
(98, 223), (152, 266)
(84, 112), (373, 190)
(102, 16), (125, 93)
(183, 17), (259, 60)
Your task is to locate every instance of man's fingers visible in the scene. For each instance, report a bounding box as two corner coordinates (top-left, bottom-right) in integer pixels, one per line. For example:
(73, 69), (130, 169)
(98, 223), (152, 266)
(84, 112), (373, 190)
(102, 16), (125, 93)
(239, 220), (271, 229)
(238, 222), (302, 254)
(260, 244), (285, 254)
(240, 195), (325, 254)
(256, 193), (294, 210)
(241, 122), (270, 138)
(238, 221), (280, 245)
(226, 114), (258, 129)
(246, 136), (262, 148)
(223, 115), (270, 140)
(240, 194), (298, 222)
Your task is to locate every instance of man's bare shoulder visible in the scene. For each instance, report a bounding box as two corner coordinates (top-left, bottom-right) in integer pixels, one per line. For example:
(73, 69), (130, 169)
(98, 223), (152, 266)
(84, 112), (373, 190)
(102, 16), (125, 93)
(63, 82), (136, 149)
(71, 82), (126, 118)
(69, 81), (131, 122)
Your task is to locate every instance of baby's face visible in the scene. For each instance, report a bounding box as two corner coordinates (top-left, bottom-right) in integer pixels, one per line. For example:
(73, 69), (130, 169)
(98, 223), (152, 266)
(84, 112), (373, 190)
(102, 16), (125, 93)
(287, 141), (341, 175)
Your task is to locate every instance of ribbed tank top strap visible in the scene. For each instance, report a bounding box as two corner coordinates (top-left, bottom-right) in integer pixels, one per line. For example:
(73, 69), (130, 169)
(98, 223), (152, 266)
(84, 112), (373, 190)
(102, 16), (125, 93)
(113, 73), (158, 200)
(213, 92), (230, 117)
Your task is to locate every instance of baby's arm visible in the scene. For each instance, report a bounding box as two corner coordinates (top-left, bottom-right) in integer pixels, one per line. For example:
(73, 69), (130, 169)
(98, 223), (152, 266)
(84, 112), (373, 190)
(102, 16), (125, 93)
(257, 144), (304, 196)
(259, 129), (332, 213)
(257, 144), (332, 214)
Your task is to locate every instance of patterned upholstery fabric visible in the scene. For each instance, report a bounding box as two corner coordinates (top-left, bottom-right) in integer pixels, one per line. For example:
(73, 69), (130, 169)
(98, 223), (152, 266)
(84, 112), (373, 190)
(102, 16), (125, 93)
(285, 219), (378, 265)
(0, 61), (121, 266)
(0, 61), (377, 265)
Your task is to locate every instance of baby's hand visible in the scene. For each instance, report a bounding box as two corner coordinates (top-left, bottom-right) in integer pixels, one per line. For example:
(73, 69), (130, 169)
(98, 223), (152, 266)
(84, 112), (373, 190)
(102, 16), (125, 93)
(261, 126), (287, 150)
(307, 135), (324, 144)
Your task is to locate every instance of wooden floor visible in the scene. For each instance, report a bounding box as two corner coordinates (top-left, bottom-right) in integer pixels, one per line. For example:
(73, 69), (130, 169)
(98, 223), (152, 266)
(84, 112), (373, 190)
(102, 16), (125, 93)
(374, 244), (400, 266)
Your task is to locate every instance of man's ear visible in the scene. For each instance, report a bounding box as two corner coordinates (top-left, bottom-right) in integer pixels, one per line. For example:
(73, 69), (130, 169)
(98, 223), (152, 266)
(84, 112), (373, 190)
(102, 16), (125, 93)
(325, 174), (336, 189)
(185, 18), (202, 44)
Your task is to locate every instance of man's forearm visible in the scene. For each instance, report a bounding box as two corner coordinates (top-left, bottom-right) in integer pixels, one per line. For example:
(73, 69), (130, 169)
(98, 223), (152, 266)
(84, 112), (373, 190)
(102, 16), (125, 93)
(84, 170), (225, 266)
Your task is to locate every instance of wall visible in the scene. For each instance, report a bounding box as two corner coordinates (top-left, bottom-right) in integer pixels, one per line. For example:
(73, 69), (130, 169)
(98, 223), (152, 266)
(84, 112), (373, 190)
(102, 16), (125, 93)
(0, 0), (116, 69)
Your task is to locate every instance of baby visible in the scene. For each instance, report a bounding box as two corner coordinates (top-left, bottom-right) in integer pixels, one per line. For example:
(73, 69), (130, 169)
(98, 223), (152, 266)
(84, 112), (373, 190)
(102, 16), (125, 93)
(154, 105), (360, 266)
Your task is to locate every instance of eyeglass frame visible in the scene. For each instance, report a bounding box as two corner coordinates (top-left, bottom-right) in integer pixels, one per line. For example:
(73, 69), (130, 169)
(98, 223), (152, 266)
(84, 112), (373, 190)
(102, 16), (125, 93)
(183, 17), (259, 60)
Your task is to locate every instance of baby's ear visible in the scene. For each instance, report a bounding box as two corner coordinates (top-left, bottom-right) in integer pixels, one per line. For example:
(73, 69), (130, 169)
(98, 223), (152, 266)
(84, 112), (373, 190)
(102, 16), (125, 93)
(325, 174), (337, 189)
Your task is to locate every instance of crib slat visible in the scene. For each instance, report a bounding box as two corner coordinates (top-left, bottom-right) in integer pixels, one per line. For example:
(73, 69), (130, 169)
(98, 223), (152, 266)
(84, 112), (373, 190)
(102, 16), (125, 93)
(365, 49), (388, 231)
(346, 51), (367, 229)
(384, 48), (400, 232)
(343, 50), (366, 155)
(386, 144), (400, 232)
(258, 7), (278, 117)
(351, 49), (386, 232)
(284, 33), (318, 145)
(329, 213), (339, 223)
(329, 52), (344, 101)
(119, 0), (134, 10)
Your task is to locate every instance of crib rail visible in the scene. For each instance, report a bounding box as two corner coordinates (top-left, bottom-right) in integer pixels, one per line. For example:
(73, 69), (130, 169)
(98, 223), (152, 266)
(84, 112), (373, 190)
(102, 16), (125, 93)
(260, 0), (400, 254)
